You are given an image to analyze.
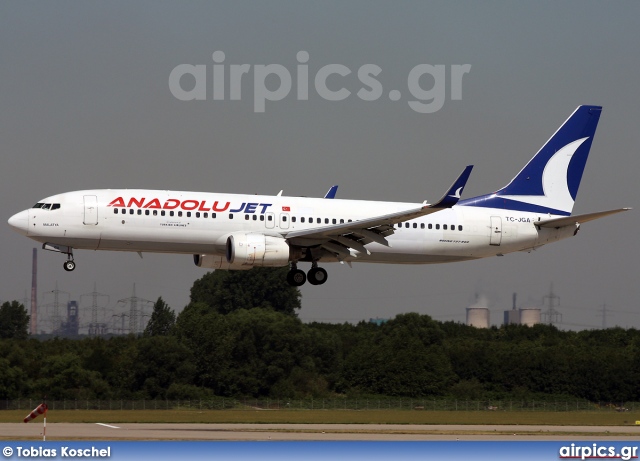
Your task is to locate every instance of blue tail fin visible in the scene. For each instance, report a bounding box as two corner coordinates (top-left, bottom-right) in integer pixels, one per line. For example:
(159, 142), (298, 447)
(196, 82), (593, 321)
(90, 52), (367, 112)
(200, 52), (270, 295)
(459, 105), (602, 216)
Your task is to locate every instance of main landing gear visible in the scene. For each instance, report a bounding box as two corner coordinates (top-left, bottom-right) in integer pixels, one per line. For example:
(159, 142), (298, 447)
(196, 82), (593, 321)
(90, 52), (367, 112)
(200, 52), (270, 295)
(287, 263), (328, 286)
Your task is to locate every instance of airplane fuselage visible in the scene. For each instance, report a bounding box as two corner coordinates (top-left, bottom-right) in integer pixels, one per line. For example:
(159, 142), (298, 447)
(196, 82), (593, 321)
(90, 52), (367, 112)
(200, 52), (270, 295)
(14, 189), (571, 264)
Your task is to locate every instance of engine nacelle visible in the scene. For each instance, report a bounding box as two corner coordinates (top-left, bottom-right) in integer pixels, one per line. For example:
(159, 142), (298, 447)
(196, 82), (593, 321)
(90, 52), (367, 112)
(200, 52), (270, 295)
(193, 254), (252, 270)
(226, 233), (291, 267)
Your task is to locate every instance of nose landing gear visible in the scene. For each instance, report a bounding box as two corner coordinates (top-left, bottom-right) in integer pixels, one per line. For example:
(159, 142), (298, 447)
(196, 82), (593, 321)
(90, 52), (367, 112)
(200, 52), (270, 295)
(63, 259), (76, 272)
(42, 243), (76, 272)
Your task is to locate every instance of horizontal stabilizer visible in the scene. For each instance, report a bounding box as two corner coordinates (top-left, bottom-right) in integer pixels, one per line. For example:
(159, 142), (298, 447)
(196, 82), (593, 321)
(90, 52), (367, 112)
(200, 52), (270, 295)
(536, 208), (631, 229)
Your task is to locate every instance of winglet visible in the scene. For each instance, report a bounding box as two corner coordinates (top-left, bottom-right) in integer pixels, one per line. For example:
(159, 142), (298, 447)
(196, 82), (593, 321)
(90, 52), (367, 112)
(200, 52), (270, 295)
(428, 165), (473, 208)
(324, 185), (338, 199)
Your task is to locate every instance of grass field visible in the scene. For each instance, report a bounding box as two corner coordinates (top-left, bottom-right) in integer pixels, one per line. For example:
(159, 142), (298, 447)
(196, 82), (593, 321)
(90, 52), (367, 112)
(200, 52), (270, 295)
(2, 409), (640, 426)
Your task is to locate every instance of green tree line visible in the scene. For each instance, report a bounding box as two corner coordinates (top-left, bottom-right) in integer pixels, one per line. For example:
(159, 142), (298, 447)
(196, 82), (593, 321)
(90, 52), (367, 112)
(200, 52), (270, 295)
(1, 268), (639, 402)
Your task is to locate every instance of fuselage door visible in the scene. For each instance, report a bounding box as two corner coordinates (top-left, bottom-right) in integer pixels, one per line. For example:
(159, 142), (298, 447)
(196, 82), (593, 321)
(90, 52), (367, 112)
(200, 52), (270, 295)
(280, 213), (290, 229)
(83, 195), (98, 225)
(490, 216), (502, 246)
(265, 212), (275, 229)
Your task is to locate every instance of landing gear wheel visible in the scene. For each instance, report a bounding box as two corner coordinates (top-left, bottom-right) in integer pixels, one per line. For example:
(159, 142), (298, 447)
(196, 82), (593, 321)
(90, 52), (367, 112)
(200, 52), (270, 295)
(287, 269), (306, 286)
(63, 260), (76, 272)
(307, 267), (328, 285)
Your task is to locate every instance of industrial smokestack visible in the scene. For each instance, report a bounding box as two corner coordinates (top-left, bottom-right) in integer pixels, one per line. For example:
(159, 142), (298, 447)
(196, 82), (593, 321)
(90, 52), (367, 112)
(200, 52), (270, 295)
(30, 248), (37, 335)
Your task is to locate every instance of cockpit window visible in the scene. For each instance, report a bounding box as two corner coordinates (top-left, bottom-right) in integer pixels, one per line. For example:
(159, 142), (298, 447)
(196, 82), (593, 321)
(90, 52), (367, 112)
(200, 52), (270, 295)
(32, 203), (61, 210)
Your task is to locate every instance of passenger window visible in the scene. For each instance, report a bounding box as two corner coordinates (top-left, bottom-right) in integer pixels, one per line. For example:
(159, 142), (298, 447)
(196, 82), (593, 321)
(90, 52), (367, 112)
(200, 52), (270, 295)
(413, 223), (417, 228)
(212, 213), (216, 218)
(169, 211), (173, 217)
(283, 216), (287, 222)
(186, 212), (191, 218)
(196, 212), (200, 218)
(443, 224), (447, 230)
(138, 210), (142, 215)
(348, 219), (352, 222)
(458, 225), (463, 231)
(161, 211), (166, 216)
(129, 209), (134, 215)
(332, 219), (337, 224)
(428, 223), (432, 229)
(436, 224), (440, 229)
(325, 218), (329, 224)
(268, 215), (273, 221)
(451, 224), (454, 230)
(405, 223), (410, 228)
(301, 217), (305, 223)
(317, 218), (321, 223)
(229, 214), (233, 219)
(253, 215), (257, 221)
(178, 211), (183, 217)
(245, 214), (249, 220)
(203, 212), (208, 218)
(260, 215), (265, 221)
(421, 223), (425, 229)
(292, 217), (296, 222)
(113, 208), (118, 214)
(145, 210), (150, 216)
(340, 219), (344, 224)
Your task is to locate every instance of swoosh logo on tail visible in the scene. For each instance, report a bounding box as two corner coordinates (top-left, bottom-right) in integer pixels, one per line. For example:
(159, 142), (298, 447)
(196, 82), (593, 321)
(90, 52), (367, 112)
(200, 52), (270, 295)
(498, 137), (588, 214)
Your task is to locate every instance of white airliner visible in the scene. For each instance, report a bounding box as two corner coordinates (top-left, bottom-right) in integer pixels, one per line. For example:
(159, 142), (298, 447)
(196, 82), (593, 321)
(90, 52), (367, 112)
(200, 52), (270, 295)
(8, 105), (630, 286)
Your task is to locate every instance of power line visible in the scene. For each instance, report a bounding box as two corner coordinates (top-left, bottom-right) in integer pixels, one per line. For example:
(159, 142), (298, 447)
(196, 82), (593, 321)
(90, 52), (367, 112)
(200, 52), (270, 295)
(80, 282), (110, 336)
(542, 283), (562, 326)
(116, 283), (153, 335)
(597, 303), (614, 329)
(42, 282), (70, 334)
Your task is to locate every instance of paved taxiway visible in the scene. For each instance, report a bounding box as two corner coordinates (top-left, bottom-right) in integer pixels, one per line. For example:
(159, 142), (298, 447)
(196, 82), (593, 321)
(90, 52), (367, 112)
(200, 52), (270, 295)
(3, 423), (640, 441)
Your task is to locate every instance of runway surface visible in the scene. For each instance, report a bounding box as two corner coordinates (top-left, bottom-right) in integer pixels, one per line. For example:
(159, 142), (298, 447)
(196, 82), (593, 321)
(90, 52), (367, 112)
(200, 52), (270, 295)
(3, 423), (640, 441)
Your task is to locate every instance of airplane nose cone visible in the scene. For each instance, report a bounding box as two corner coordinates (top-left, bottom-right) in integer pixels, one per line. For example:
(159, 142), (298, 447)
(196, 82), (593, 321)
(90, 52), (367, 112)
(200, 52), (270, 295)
(8, 210), (29, 236)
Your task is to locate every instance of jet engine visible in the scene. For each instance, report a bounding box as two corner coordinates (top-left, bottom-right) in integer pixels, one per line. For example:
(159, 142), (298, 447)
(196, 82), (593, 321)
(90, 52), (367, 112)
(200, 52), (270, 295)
(193, 254), (252, 270)
(226, 233), (291, 267)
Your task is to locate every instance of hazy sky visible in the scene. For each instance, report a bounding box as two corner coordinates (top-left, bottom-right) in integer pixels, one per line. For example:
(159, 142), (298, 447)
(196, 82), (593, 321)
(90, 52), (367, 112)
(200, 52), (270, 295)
(1, 1), (638, 331)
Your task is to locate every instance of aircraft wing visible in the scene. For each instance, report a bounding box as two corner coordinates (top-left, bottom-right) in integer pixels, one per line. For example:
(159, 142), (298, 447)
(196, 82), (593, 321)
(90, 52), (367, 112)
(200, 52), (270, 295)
(536, 207), (631, 229)
(284, 166), (473, 258)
